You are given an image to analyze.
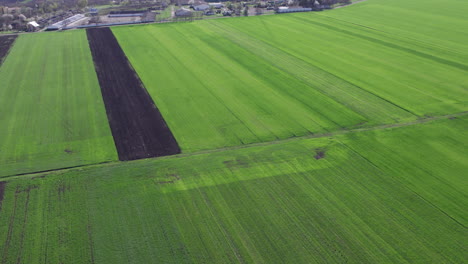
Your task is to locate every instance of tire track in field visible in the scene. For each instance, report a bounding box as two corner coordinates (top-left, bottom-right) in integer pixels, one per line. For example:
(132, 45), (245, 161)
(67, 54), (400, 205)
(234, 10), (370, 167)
(144, 28), (265, 143)
(1, 112), (465, 181)
(198, 190), (247, 264)
(338, 140), (467, 229)
(206, 20), (416, 122)
(292, 16), (468, 72)
(0, 182), (5, 211)
(268, 17), (420, 117)
(1, 186), (19, 264)
(170, 25), (316, 139)
(190, 24), (341, 135)
(317, 13), (467, 59)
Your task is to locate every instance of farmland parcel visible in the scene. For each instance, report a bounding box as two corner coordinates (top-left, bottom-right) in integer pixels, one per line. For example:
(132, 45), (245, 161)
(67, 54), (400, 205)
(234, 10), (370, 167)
(0, 117), (466, 263)
(113, 4), (467, 152)
(0, 0), (466, 262)
(0, 35), (17, 65)
(0, 31), (117, 177)
(86, 27), (180, 160)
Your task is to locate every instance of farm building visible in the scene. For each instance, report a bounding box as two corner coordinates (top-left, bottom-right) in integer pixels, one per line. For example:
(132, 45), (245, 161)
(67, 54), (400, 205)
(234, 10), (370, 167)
(108, 10), (145, 18)
(89, 8), (99, 16)
(175, 8), (193, 17)
(209, 3), (224, 9)
(277, 7), (312, 13)
(194, 4), (210, 11)
(46, 14), (85, 30)
(26, 21), (40, 32)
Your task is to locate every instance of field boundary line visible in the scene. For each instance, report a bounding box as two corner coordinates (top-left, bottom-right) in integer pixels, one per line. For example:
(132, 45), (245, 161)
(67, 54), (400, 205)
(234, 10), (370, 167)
(338, 140), (467, 229)
(314, 14), (468, 72)
(207, 21), (417, 119)
(1, 112), (466, 181)
(333, 0), (368, 9)
(404, 186), (466, 229)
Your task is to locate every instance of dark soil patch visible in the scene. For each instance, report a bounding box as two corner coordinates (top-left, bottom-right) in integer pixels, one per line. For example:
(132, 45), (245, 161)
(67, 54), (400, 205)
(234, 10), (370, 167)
(223, 158), (249, 169)
(155, 174), (180, 185)
(0, 34), (17, 65)
(15, 185), (39, 194)
(64, 149), (73, 154)
(57, 182), (70, 199)
(314, 149), (326, 160)
(86, 27), (180, 161)
(0, 181), (6, 211)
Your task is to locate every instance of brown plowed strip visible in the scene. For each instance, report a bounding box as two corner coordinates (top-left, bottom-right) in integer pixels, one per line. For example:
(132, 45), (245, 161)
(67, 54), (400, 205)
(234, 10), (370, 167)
(86, 27), (180, 160)
(0, 35), (17, 65)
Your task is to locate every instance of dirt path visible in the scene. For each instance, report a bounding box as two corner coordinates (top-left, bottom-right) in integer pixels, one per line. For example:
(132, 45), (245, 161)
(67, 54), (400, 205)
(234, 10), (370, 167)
(2, 111), (465, 180)
(0, 182), (6, 212)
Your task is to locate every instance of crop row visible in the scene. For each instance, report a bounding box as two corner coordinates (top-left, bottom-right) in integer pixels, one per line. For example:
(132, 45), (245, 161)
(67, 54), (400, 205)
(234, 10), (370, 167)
(0, 117), (465, 263)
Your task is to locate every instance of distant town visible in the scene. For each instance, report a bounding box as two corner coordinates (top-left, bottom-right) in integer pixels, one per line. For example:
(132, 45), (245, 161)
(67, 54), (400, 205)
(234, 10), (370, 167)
(0, 0), (351, 32)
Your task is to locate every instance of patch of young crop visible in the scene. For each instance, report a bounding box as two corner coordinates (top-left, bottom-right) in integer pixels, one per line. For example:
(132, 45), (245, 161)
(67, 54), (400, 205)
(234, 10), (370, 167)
(0, 117), (465, 263)
(0, 32), (118, 177)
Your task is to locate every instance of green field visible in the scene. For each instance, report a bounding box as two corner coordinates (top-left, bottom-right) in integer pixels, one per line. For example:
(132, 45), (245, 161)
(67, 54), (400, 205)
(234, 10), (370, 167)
(0, 0), (467, 262)
(0, 31), (117, 177)
(0, 117), (466, 263)
(112, 0), (467, 152)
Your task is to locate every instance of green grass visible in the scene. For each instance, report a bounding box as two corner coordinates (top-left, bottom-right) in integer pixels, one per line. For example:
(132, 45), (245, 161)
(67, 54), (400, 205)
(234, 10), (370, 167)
(323, 0), (468, 62)
(0, 31), (117, 177)
(112, 0), (467, 153)
(155, 6), (173, 22)
(0, 116), (466, 263)
(0, 0), (466, 262)
(114, 23), (369, 152)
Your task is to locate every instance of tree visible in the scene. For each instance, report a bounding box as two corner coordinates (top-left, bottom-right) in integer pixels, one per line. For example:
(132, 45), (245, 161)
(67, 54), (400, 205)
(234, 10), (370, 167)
(78, 0), (88, 9)
(1, 14), (13, 31)
(299, 0), (313, 7)
(235, 3), (241, 16)
(89, 14), (101, 24)
(17, 14), (26, 22)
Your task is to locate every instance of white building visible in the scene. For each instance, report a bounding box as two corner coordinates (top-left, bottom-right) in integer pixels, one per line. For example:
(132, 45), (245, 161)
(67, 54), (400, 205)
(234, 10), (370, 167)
(26, 21), (40, 32)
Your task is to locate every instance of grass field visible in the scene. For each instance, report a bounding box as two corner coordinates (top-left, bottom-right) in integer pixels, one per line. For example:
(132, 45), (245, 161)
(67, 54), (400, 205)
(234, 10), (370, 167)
(0, 116), (466, 263)
(113, 24), (369, 152)
(0, 0), (466, 262)
(113, 0), (467, 152)
(0, 31), (117, 177)
(324, 0), (468, 65)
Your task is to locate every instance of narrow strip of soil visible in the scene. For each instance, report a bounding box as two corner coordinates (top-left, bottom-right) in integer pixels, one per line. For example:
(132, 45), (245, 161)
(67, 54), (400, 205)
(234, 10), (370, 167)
(86, 27), (180, 161)
(0, 35), (17, 65)
(0, 181), (6, 211)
